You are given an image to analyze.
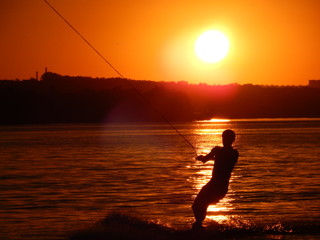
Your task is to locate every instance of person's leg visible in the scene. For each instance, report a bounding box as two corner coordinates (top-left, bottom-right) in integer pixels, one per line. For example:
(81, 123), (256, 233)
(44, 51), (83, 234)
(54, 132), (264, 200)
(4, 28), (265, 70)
(192, 197), (208, 227)
(192, 183), (224, 228)
(192, 185), (210, 228)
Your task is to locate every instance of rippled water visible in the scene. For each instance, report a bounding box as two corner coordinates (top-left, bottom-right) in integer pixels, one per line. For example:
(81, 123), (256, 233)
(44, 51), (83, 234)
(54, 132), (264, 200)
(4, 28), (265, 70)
(1, 119), (320, 239)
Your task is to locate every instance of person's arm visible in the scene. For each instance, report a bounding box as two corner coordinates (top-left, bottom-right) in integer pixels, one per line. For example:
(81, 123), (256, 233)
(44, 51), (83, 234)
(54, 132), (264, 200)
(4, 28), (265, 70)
(195, 154), (211, 163)
(195, 147), (219, 163)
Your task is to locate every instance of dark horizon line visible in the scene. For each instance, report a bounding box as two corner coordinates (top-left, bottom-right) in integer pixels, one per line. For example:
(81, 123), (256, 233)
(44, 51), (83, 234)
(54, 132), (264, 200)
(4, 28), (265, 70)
(0, 71), (318, 88)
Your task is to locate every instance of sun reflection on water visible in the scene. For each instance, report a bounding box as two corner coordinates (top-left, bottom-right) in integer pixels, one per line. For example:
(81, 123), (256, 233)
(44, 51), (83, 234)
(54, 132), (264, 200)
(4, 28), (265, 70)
(196, 118), (231, 123)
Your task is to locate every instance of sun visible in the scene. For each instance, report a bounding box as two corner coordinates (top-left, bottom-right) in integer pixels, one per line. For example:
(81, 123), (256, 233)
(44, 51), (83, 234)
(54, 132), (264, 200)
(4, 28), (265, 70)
(195, 30), (230, 63)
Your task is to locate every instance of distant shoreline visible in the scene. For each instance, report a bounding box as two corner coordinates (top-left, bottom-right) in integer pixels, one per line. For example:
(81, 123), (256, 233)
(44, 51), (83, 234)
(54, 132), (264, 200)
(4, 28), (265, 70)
(1, 118), (320, 127)
(1, 72), (319, 125)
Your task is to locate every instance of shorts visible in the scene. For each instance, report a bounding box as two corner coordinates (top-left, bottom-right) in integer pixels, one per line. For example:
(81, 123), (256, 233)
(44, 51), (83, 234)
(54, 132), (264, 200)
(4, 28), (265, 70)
(194, 181), (228, 206)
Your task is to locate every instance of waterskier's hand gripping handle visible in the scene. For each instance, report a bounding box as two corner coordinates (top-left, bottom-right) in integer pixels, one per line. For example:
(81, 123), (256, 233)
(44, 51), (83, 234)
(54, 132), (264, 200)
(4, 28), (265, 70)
(195, 155), (208, 163)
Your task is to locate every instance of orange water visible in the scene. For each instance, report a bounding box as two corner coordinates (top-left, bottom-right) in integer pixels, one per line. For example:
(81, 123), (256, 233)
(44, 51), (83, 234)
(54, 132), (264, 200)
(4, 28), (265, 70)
(1, 119), (319, 239)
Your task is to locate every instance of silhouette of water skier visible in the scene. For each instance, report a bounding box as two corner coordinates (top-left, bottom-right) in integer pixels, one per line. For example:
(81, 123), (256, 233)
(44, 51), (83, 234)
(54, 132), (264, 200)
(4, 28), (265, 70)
(192, 129), (238, 230)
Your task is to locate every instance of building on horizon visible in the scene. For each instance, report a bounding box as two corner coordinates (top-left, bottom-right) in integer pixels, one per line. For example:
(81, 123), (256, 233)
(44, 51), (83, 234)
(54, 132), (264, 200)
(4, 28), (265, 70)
(309, 80), (320, 88)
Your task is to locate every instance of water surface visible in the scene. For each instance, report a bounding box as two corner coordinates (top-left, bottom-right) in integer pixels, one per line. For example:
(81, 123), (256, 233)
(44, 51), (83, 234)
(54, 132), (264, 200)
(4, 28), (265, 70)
(1, 119), (320, 239)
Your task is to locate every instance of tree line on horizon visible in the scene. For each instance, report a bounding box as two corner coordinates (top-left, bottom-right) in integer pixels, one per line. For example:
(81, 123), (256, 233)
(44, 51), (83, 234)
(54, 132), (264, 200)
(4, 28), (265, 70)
(0, 72), (319, 124)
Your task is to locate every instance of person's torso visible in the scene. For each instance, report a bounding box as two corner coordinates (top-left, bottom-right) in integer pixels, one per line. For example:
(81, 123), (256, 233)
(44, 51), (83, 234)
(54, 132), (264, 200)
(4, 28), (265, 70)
(211, 147), (238, 185)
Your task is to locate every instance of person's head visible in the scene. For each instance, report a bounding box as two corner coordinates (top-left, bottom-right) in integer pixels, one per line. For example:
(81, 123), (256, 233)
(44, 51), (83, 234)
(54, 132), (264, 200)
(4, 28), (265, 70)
(222, 129), (236, 147)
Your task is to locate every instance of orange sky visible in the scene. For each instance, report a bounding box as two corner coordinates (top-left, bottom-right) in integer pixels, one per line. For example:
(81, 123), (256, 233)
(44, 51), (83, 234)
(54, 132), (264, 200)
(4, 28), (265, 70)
(1, 0), (319, 85)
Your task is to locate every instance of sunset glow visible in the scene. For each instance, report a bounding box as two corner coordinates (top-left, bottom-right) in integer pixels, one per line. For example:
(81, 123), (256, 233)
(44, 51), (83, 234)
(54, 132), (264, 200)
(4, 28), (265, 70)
(1, 1), (319, 85)
(195, 30), (230, 63)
